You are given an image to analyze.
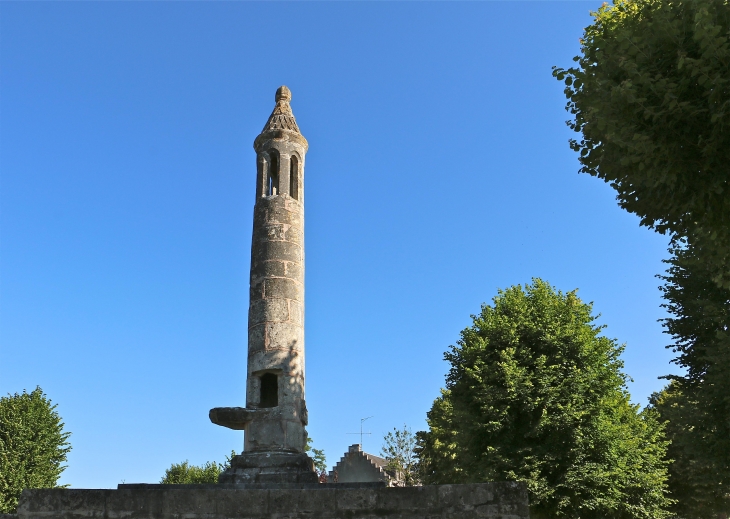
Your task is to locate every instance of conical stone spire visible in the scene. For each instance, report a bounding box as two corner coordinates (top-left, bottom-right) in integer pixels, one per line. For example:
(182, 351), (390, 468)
(261, 86), (301, 134)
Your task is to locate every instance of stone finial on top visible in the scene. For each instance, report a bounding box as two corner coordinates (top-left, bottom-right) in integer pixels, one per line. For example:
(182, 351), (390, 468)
(261, 85), (300, 134)
(276, 85), (292, 103)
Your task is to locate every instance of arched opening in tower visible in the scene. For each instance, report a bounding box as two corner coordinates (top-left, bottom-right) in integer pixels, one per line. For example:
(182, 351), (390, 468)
(267, 152), (279, 196)
(290, 156), (299, 200)
(259, 373), (279, 408)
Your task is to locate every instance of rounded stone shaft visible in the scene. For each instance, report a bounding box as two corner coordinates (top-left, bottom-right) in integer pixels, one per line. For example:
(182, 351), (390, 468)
(244, 90), (308, 454)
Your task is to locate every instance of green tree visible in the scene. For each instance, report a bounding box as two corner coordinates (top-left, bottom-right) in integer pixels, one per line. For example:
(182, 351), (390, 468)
(381, 425), (420, 486)
(160, 461), (221, 484)
(305, 436), (327, 475)
(555, 3), (730, 513)
(417, 280), (672, 519)
(654, 243), (730, 517)
(160, 451), (235, 484)
(651, 382), (728, 519)
(553, 0), (730, 289)
(0, 387), (72, 513)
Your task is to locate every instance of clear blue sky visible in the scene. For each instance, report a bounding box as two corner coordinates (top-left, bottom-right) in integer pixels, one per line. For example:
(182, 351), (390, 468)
(1, 1), (676, 489)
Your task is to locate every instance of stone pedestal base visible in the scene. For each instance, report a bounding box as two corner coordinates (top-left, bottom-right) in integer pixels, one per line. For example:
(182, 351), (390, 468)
(218, 452), (319, 485)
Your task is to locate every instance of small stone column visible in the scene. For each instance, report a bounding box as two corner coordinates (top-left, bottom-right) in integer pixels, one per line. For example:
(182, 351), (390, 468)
(209, 86), (317, 485)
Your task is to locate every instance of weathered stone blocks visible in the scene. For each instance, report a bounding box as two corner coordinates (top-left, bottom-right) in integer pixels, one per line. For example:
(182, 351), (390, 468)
(249, 299), (290, 326)
(283, 226), (302, 243)
(252, 240), (302, 266)
(17, 483), (530, 519)
(265, 205), (302, 230)
(248, 325), (266, 351)
(214, 489), (268, 517)
(247, 350), (302, 372)
(288, 300), (303, 324)
(284, 262), (302, 281)
(263, 278), (301, 302)
(257, 259), (288, 278)
(265, 321), (303, 349)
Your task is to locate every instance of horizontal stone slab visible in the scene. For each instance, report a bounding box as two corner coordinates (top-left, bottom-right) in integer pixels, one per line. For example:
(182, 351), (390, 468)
(209, 407), (276, 430)
(18, 483), (529, 519)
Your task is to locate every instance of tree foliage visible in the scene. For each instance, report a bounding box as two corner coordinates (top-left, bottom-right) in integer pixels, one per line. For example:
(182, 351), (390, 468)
(555, 2), (730, 512)
(651, 381), (729, 519)
(160, 461), (222, 484)
(160, 451), (235, 484)
(417, 280), (672, 519)
(381, 425), (420, 486)
(554, 0), (730, 289)
(305, 436), (327, 475)
(653, 243), (730, 517)
(0, 387), (72, 513)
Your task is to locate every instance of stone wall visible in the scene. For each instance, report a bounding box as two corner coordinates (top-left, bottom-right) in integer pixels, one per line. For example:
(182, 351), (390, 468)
(18, 483), (529, 519)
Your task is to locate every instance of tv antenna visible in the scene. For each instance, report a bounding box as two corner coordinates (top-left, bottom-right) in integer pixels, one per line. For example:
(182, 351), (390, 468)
(347, 416), (373, 449)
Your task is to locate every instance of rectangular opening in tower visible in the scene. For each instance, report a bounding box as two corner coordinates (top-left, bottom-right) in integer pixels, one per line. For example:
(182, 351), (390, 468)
(259, 373), (278, 408)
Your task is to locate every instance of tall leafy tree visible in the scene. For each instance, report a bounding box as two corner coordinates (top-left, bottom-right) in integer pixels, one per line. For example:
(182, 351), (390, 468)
(417, 280), (672, 519)
(0, 387), (72, 513)
(654, 243), (730, 517)
(554, 3), (730, 513)
(553, 0), (730, 289)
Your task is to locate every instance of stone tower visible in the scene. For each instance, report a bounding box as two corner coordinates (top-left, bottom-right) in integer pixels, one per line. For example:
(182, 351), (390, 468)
(209, 86), (317, 484)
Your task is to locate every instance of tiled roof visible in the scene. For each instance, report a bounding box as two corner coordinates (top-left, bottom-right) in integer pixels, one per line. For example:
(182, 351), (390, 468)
(363, 453), (389, 470)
